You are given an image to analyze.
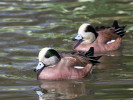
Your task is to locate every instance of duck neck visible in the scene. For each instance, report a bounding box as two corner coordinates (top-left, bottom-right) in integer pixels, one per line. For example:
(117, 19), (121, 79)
(82, 39), (94, 44)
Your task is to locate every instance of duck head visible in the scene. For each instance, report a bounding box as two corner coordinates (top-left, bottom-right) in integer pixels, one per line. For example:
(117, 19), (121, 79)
(73, 23), (98, 44)
(34, 47), (61, 72)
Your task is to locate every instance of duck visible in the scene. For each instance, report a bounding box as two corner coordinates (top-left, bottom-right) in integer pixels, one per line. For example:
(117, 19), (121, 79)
(34, 47), (101, 80)
(72, 20), (126, 52)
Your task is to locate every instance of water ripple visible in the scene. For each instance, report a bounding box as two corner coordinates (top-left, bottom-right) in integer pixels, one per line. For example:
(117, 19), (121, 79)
(0, 0), (133, 100)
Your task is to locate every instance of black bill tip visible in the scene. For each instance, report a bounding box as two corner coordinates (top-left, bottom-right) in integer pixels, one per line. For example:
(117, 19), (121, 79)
(72, 37), (76, 41)
(34, 68), (37, 72)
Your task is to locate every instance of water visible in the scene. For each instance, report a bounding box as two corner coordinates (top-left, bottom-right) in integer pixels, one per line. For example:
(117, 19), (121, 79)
(0, 0), (133, 100)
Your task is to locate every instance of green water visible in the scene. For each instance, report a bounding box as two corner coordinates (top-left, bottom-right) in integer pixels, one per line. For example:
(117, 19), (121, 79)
(0, 0), (133, 100)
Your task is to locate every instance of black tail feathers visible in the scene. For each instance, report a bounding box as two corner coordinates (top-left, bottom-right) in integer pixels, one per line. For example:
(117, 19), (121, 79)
(86, 48), (102, 65)
(112, 20), (119, 28)
(112, 20), (126, 37)
(78, 47), (94, 57)
(89, 56), (102, 60)
(89, 60), (100, 65)
(85, 47), (94, 56)
(89, 56), (102, 65)
(77, 47), (102, 65)
(88, 57), (101, 74)
(87, 48), (102, 65)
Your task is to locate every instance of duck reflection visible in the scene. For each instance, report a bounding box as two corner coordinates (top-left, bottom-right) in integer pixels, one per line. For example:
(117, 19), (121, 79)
(35, 80), (94, 100)
(94, 49), (122, 69)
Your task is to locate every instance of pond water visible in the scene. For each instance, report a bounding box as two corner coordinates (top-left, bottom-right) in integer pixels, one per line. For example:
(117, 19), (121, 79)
(0, 0), (133, 100)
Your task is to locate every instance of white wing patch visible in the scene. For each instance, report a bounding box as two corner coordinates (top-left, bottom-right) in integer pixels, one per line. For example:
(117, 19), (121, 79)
(74, 66), (84, 69)
(107, 40), (115, 44)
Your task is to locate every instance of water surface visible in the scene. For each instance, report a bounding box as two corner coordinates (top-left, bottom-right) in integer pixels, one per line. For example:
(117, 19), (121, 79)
(0, 0), (133, 100)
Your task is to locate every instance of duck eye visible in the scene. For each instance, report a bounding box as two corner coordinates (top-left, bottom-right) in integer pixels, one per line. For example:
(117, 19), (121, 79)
(45, 50), (53, 58)
(45, 55), (50, 58)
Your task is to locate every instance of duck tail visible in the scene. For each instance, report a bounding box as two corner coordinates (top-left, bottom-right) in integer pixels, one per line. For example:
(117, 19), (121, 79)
(112, 20), (126, 37)
(85, 47), (102, 62)
(77, 47), (94, 57)
(87, 47), (102, 65)
(112, 20), (119, 28)
(89, 56), (102, 60)
(85, 47), (94, 56)
(77, 47), (102, 65)
(88, 59), (100, 74)
(89, 59), (100, 65)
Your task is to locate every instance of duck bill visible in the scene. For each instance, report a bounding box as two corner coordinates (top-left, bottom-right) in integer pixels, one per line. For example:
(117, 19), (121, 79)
(72, 38), (77, 41)
(34, 62), (45, 72)
(73, 39), (83, 49)
(72, 34), (83, 41)
(34, 68), (37, 72)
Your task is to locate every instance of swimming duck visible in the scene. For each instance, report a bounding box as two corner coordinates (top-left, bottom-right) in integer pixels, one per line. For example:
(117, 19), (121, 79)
(34, 47), (101, 80)
(72, 20), (126, 52)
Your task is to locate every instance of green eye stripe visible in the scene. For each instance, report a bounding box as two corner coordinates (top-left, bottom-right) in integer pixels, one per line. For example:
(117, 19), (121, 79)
(45, 49), (61, 60)
(45, 51), (54, 58)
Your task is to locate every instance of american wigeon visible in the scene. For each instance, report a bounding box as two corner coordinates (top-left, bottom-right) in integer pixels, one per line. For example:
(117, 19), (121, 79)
(73, 20), (126, 52)
(34, 47), (101, 80)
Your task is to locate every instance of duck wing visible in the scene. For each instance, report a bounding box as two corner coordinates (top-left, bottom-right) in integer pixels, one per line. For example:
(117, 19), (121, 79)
(95, 20), (126, 38)
(72, 47), (101, 66)
(59, 47), (101, 66)
(59, 50), (77, 58)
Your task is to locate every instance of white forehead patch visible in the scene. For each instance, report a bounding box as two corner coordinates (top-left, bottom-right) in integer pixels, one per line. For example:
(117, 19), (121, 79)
(74, 34), (83, 40)
(38, 47), (52, 61)
(78, 23), (90, 35)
